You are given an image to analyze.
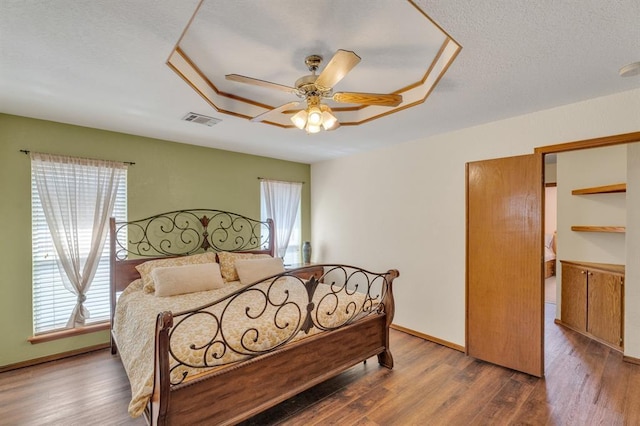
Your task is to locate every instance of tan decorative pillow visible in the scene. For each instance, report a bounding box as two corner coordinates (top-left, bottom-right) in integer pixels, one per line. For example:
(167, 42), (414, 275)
(235, 257), (285, 285)
(135, 252), (218, 293)
(152, 263), (225, 297)
(217, 252), (271, 282)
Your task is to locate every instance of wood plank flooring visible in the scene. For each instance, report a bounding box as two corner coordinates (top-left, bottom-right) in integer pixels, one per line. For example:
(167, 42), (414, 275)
(2, 303), (639, 425)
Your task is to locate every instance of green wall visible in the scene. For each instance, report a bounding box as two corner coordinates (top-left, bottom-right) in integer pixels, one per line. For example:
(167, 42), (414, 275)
(0, 113), (311, 366)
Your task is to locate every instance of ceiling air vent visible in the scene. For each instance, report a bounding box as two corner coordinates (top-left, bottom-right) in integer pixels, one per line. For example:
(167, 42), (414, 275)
(182, 112), (222, 127)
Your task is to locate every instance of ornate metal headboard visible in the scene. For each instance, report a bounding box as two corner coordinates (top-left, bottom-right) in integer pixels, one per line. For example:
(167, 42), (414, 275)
(110, 209), (274, 261)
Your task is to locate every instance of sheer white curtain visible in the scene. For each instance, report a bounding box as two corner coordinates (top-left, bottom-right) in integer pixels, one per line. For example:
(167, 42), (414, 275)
(31, 152), (127, 328)
(260, 179), (302, 259)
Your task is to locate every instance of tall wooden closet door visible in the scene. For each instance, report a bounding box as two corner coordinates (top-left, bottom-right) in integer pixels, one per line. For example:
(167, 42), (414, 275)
(466, 154), (544, 377)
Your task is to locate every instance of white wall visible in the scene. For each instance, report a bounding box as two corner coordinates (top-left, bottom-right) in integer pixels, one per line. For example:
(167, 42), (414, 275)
(311, 88), (640, 352)
(626, 142), (640, 357)
(556, 145), (627, 264)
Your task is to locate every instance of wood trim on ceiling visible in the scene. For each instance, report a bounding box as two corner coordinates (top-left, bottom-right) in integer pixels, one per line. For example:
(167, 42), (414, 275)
(165, 0), (462, 129)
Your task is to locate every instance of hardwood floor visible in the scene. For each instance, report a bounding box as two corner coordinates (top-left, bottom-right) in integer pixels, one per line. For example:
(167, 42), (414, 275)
(545, 275), (556, 304)
(2, 303), (639, 425)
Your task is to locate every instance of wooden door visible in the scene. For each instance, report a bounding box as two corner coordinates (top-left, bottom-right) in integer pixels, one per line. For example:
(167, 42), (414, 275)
(587, 270), (624, 348)
(560, 262), (588, 332)
(466, 154), (544, 377)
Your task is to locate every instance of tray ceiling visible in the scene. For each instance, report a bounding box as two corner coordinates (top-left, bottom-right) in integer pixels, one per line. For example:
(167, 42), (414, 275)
(0, 0), (638, 163)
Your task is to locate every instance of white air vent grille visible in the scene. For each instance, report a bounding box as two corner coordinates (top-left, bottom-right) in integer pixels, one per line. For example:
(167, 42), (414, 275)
(182, 112), (222, 127)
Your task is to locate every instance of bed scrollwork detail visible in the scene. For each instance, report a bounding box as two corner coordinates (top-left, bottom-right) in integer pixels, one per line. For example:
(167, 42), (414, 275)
(161, 265), (397, 386)
(113, 209), (273, 260)
(110, 208), (399, 424)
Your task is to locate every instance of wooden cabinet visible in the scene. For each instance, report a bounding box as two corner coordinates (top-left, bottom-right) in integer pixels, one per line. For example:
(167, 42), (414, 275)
(560, 261), (624, 350)
(561, 262), (588, 331)
(285, 264), (324, 281)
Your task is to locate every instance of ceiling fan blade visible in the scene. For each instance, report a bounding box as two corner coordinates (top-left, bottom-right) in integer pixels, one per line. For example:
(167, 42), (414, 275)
(226, 74), (297, 94)
(315, 50), (361, 90)
(332, 92), (403, 107)
(251, 101), (301, 123)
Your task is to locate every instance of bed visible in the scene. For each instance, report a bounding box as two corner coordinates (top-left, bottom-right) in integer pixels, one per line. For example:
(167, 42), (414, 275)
(544, 231), (557, 278)
(109, 209), (399, 425)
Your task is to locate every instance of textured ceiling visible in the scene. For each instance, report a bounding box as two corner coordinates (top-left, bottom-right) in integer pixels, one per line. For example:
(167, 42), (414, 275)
(171, 1), (460, 128)
(1, 0), (639, 163)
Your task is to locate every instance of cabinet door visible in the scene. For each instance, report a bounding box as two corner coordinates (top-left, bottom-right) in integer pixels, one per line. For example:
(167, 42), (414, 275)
(587, 271), (623, 347)
(561, 263), (587, 332)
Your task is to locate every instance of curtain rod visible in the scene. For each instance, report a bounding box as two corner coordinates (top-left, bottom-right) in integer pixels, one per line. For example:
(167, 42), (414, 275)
(257, 177), (305, 184)
(20, 150), (135, 165)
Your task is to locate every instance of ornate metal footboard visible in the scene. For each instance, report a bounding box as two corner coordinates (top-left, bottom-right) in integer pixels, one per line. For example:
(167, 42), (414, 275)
(157, 265), (398, 385)
(150, 265), (399, 425)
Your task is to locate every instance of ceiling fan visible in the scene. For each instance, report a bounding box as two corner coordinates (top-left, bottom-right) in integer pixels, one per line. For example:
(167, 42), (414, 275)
(226, 49), (403, 133)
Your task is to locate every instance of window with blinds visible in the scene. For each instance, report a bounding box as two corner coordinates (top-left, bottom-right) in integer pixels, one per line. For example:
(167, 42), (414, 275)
(31, 167), (127, 334)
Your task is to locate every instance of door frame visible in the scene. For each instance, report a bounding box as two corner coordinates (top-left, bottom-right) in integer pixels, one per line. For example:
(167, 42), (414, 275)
(535, 131), (640, 361)
(535, 131), (640, 156)
(465, 132), (640, 374)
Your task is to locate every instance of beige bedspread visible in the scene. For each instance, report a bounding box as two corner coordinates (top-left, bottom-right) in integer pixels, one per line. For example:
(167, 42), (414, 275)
(113, 276), (371, 417)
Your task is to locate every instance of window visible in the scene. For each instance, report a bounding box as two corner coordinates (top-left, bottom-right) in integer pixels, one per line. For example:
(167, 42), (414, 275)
(260, 180), (302, 265)
(282, 205), (301, 265)
(31, 155), (127, 334)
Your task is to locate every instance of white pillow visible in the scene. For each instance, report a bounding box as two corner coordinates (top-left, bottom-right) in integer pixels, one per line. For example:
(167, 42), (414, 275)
(217, 251), (272, 282)
(235, 257), (285, 285)
(151, 263), (225, 297)
(136, 252), (218, 293)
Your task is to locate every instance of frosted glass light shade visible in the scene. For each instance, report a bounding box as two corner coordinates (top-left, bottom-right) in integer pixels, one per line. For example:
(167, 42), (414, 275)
(292, 103), (339, 132)
(306, 123), (321, 133)
(291, 110), (308, 129)
(307, 106), (322, 126)
(321, 110), (337, 130)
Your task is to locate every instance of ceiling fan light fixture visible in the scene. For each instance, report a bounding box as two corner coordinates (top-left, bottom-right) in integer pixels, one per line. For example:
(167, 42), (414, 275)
(292, 102), (339, 133)
(306, 123), (321, 134)
(321, 109), (338, 130)
(291, 109), (308, 129)
(223, 50), (412, 132)
(307, 106), (323, 126)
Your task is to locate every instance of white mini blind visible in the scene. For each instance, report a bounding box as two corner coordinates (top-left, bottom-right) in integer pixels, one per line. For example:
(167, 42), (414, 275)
(31, 165), (127, 334)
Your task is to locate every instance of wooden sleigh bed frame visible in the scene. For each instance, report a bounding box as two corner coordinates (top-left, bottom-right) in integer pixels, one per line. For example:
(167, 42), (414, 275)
(110, 209), (399, 425)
